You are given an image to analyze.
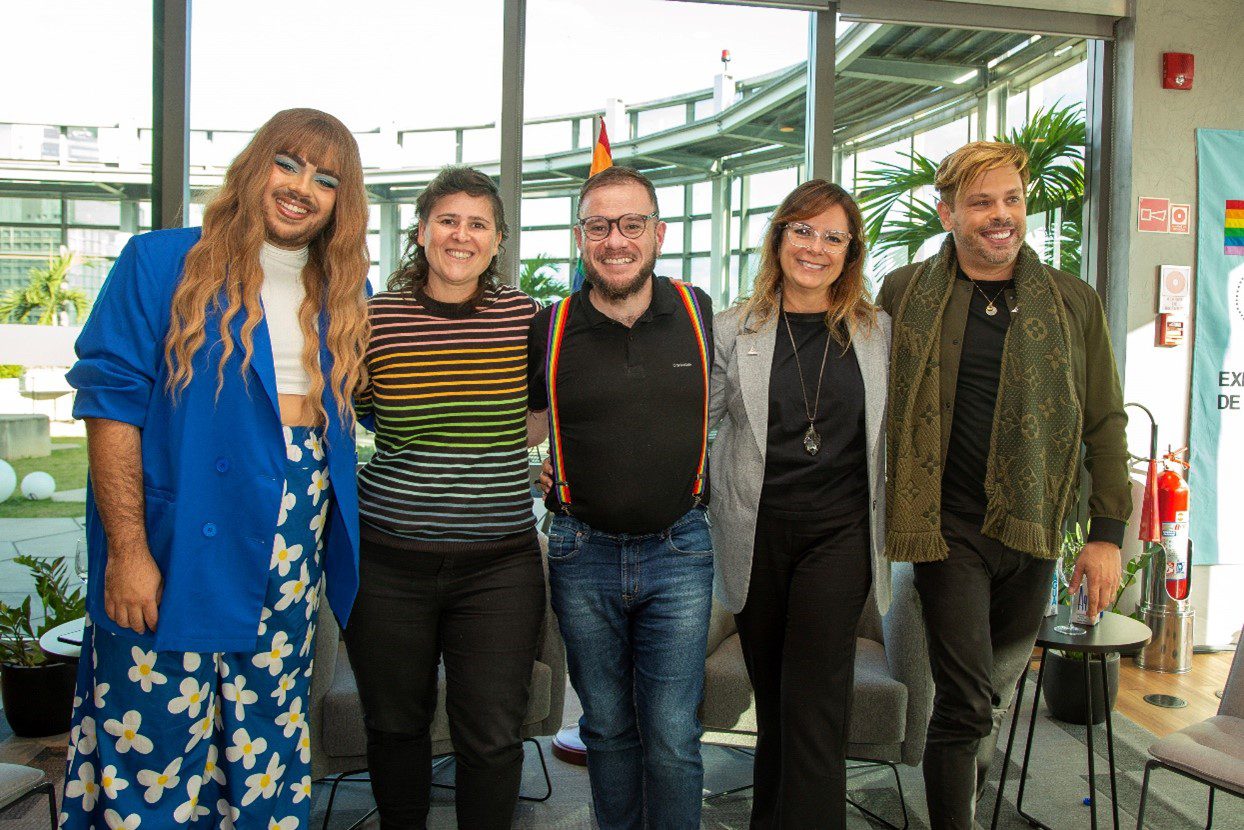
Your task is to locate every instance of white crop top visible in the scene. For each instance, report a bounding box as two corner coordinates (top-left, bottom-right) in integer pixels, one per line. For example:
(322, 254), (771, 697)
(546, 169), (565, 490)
(259, 242), (313, 396)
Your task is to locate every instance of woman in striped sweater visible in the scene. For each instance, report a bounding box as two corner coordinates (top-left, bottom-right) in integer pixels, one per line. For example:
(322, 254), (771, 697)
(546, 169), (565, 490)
(344, 166), (548, 829)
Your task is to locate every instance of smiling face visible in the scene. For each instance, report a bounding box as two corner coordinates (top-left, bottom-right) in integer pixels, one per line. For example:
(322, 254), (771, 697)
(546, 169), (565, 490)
(415, 192), (502, 297)
(575, 181), (665, 302)
(938, 164), (1027, 275)
(778, 203), (850, 303)
(261, 152), (339, 250)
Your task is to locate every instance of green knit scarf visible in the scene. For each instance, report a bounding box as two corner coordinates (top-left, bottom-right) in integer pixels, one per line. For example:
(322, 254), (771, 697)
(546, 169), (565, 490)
(886, 236), (1082, 562)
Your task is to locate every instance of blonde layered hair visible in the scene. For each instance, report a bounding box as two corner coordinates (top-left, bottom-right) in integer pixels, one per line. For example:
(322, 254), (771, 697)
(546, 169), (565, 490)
(163, 108), (370, 429)
(934, 141), (1031, 207)
(740, 179), (876, 345)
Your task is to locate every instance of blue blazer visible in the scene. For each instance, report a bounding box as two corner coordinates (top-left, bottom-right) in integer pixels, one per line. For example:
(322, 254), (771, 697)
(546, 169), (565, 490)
(67, 227), (361, 652)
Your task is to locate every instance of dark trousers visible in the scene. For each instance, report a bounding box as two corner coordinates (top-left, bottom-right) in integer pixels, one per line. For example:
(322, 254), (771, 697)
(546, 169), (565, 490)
(341, 530), (546, 830)
(914, 510), (1057, 830)
(734, 508), (873, 830)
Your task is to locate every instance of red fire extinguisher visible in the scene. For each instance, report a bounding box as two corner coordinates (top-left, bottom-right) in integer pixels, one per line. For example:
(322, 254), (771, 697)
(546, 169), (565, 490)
(1157, 447), (1191, 600)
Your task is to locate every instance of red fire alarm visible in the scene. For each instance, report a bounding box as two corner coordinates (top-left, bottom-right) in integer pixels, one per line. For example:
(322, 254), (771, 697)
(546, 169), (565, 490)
(1163, 53), (1194, 90)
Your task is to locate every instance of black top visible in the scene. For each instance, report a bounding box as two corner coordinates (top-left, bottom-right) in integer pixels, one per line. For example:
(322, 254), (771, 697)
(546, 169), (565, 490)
(759, 311), (868, 518)
(528, 276), (713, 534)
(942, 269), (1015, 518)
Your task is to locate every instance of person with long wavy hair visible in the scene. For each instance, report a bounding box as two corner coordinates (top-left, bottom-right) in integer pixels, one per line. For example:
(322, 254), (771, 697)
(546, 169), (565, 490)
(62, 108), (370, 830)
(707, 179), (892, 828)
(343, 166), (548, 829)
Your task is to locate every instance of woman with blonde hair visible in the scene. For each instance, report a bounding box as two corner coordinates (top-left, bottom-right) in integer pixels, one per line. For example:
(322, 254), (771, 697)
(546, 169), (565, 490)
(62, 107), (369, 830)
(707, 179), (891, 828)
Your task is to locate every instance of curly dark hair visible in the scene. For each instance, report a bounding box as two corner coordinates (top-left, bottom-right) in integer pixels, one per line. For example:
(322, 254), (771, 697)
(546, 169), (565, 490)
(388, 166), (508, 304)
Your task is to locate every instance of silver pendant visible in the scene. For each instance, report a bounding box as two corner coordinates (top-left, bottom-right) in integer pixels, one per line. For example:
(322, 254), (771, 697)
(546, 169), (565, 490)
(803, 424), (821, 455)
(985, 302), (998, 316)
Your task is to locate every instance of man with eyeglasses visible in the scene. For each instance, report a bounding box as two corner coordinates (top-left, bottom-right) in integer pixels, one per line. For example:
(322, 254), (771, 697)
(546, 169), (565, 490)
(877, 141), (1129, 830)
(528, 165), (715, 830)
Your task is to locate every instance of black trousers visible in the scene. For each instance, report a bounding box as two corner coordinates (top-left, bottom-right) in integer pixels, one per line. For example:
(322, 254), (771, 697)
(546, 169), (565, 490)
(914, 510), (1056, 830)
(734, 508), (873, 830)
(341, 530), (546, 830)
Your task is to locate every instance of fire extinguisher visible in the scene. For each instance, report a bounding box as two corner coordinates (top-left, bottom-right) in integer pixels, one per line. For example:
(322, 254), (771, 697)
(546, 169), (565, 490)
(1157, 447), (1191, 600)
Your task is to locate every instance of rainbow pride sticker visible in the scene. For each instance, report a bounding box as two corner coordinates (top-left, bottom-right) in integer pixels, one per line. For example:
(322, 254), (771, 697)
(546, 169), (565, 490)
(1227, 200), (1244, 255)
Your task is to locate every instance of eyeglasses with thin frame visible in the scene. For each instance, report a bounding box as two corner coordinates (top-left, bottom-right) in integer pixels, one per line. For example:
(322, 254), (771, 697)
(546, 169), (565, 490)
(577, 211), (659, 241)
(783, 222), (852, 253)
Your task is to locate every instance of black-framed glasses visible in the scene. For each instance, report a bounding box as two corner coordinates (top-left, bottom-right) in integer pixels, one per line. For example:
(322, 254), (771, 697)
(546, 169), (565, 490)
(783, 222), (852, 252)
(577, 211), (659, 241)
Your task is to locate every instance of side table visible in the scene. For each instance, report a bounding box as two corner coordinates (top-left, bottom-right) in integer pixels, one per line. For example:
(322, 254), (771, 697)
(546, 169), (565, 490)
(991, 608), (1151, 830)
(38, 617), (85, 664)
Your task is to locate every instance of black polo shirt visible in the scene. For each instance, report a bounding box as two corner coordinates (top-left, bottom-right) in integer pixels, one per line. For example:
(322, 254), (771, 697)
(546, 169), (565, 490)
(528, 275), (713, 534)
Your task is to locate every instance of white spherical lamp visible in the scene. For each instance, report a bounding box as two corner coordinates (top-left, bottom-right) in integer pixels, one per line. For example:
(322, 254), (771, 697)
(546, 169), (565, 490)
(21, 471), (55, 500)
(0, 460), (15, 502)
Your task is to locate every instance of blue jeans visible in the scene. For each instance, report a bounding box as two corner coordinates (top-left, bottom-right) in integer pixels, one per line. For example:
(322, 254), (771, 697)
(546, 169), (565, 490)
(548, 507), (714, 830)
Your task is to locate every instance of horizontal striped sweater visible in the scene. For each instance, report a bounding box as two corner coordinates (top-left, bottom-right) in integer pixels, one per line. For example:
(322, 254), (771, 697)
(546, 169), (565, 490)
(355, 285), (539, 543)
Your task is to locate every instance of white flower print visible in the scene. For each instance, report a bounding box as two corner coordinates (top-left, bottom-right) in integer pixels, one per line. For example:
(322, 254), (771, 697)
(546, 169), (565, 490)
(183, 652), (201, 672)
(104, 809), (141, 830)
(291, 774), (312, 804)
(277, 482), (296, 527)
(270, 534), (303, 578)
(304, 586), (320, 622)
(252, 630), (292, 676)
(104, 710), (153, 754)
(272, 671), (298, 706)
(67, 726), (77, 765)
(173, 775), (210, 823)
(217, 799), (241, 830)
(241, 752), (285, 807)
(65, 761), (100, 811)
(284, 427), (303, 462)
(204, 744), (228, 786)
(296, 723), (311, 764)
(309, 500), (329, 544)
(306, 468), (329, 506)
(225, 728), (268, 770)
(168, 676), (211, 719)
(136, 757), (181, 804)
(299, 620), (316, 658)
(222, 673), (259, 721)
(303, 430), (325, 461)
(269, 817), (300, 830)
(93, 680), (110, 709)
(257, 606), (272, 637)
(127, 647), (167, 692)
(274, 696), (305, 739)
(99, 764), (129, 800)
(185, 710), (214, 754)
(77, 715), (98, 756)
(274, 561), (311, 613)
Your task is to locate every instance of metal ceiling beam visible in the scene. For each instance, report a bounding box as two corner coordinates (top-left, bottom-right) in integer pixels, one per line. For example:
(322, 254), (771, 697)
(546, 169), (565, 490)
(841, 57), (980, 87)
(839, 0), (1117, 39)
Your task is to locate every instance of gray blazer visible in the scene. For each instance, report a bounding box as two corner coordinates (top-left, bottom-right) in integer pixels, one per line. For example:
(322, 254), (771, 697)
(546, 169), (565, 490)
(707, 303), (892, 615)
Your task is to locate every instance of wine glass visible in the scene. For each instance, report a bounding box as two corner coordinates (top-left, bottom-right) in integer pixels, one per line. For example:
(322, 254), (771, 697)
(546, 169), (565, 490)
(74, 538), (88, 587)
(1053, 558), (1086, 636)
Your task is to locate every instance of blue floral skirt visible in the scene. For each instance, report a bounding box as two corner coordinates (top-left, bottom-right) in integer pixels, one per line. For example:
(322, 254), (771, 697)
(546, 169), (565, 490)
(60, 426), (331, 830)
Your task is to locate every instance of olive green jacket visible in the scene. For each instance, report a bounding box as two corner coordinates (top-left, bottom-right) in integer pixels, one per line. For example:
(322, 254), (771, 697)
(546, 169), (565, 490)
(877, 260), (1133, 540)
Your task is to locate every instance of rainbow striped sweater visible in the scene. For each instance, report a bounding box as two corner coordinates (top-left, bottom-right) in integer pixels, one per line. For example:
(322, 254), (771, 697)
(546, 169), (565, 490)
(355, 285), (539, 543)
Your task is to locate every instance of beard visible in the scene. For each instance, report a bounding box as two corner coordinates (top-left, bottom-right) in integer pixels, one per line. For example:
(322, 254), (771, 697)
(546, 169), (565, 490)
(954, 220), (1025, 267)
(581, 248), (658, 301)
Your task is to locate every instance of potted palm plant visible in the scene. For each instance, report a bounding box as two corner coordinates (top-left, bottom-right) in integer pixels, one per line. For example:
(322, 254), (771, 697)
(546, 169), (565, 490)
(0, 554), (85, 736)
(1040, 524), (1155, 724)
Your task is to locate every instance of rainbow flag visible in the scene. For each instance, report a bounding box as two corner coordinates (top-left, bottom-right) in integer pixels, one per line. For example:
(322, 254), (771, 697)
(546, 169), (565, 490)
(572, 119), (614, 291)
(1226, 199), (1244, 255)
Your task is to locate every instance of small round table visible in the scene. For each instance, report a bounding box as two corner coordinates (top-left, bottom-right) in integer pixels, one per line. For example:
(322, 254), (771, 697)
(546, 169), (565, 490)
(991, 608), (1151, 830)
(38, 617), (85, 664)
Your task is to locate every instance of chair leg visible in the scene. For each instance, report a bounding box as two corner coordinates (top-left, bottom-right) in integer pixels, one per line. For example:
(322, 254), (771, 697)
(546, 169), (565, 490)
(317, 769), (373, 830)
(517, 737), (554, 803)
(40, 782), (57, 830)
(1206, 785), (1215, 830)
(844, 760), (908, 830)
(1136, 759), (1157, 830)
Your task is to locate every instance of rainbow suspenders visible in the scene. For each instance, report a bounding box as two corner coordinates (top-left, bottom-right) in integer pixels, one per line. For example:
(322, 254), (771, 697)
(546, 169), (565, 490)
(545, 280), (710, 513)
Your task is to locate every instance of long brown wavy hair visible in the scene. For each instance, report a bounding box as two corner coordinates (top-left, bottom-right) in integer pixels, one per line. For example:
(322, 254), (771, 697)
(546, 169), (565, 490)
(740, 179), (877, 347)
(163, 108), (370, 429)
(388, 166), (508, 306)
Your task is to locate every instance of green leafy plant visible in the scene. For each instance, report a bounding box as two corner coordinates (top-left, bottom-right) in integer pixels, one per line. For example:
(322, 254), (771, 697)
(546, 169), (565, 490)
(0, 555), (86, 666)
(856, 104), (1086, 273)
(520, 255), (570, 305)
(0, 364), (24, 379)
(0, 248), (91, 325)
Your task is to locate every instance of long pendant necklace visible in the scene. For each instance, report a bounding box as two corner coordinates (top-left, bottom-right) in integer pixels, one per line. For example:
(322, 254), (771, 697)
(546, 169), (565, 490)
(782, 307), (833, 456)
(969, 279), (1010, 316)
